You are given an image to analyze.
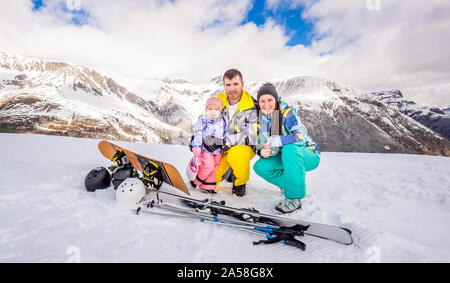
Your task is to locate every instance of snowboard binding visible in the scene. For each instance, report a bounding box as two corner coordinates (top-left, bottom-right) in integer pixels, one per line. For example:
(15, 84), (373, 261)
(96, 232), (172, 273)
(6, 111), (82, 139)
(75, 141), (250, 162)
(109, 149), (130, 173)
(142, 161), (163, 189)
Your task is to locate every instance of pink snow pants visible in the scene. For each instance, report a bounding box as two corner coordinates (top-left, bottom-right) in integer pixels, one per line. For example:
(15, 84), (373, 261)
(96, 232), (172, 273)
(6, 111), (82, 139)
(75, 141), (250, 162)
(194, 151), (222, 190)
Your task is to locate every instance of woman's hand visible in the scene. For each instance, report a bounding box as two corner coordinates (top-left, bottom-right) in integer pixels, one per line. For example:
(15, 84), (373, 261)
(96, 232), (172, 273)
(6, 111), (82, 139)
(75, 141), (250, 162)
(261, 143), (271, 158)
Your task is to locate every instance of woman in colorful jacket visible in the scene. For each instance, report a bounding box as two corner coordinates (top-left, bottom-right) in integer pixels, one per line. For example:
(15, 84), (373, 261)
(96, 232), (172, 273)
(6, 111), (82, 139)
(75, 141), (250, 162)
(253, 83), (321, 213)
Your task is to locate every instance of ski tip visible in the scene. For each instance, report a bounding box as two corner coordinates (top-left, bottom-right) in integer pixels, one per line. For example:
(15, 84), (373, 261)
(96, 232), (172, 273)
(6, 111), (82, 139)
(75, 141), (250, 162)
(342, 227), (352, 235)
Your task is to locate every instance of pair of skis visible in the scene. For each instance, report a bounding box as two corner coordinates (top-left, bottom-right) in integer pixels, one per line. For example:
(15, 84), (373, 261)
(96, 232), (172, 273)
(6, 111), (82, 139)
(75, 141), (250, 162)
(136, 190), (353, 251)
(138, 199), (309, 250)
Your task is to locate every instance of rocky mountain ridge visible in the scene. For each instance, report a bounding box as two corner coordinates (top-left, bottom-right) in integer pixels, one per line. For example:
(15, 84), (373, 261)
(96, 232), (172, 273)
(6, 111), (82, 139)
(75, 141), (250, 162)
(370, 89), (450, 140)
(1, 52), (449, 156)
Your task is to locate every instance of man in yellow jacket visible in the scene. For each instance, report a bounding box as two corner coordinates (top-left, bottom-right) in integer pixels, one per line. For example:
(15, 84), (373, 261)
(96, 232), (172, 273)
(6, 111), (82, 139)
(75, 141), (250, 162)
(214, 69), (258, 196)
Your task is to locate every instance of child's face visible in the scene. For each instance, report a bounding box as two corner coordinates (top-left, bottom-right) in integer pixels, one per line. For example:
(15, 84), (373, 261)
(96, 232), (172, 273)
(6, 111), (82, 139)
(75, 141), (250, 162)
(206, 104), (221, 119)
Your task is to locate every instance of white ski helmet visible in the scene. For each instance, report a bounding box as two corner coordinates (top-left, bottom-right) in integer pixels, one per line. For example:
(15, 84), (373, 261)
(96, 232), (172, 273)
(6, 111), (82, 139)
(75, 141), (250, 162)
(116, 178), (146, 207)
(186, 156), (200, 181)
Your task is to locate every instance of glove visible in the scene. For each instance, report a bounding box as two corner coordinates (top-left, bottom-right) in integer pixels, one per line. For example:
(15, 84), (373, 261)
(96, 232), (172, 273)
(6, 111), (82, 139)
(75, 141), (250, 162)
(192, 147), (201, 158)
(203, 136), (225, 152)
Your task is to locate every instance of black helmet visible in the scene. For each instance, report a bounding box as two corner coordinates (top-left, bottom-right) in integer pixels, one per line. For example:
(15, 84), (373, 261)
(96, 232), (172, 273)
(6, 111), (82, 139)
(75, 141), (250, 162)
(85, 167), (111, 192)
(111, 165), (136, 190)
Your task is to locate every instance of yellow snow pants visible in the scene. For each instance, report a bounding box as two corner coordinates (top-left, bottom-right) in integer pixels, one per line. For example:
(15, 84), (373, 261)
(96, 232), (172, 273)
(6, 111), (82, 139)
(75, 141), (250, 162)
(215, 145), (255, 187)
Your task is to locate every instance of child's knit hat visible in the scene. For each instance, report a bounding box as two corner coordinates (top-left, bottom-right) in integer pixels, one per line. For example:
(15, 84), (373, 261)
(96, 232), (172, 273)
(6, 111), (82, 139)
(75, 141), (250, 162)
(206, 97), (223, 109)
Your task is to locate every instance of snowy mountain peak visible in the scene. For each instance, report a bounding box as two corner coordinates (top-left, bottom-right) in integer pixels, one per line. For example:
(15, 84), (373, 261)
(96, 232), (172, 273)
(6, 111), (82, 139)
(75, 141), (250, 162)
(1, 52), (449, 155)
(372, 89), (404, 100)
(160, 75), (192, 84)
(0, 51), (186, 144)
(1, 51), (127, 99)
(370, 89), (450, 140)
(210, 75), (222, 84)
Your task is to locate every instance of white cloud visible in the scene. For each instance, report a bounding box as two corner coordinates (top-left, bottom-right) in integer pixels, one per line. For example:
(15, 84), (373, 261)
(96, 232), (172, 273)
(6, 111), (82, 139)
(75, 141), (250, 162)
(0, 0), (449, 105)
(303, 0), (450, 105)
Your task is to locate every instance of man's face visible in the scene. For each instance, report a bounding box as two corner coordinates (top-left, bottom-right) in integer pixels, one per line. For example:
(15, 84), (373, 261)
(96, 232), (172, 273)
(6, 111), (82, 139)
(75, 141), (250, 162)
(224, 76), (244, 105)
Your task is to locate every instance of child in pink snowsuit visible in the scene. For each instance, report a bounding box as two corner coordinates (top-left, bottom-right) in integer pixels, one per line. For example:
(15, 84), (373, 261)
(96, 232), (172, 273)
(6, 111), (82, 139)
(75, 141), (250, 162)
(191, 97), (226, 193)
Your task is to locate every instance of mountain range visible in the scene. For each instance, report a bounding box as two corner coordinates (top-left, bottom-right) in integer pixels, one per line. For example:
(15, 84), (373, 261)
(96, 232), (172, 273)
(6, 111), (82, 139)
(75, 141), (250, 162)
(1, 51), (449, 156)
(370, 89), (450, 140)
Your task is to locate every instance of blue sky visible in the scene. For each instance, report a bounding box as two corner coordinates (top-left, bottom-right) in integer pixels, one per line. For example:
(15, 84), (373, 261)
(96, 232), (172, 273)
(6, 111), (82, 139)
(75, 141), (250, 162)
(244, 0), (314, 46)
(32, 0), (315, 47)
(32, 0), (44, 11)
(32, 0), (90, 25)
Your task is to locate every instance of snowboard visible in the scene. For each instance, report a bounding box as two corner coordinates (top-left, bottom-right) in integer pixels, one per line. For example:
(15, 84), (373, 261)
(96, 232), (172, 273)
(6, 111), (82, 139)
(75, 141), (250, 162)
(98, 141), (190, 196)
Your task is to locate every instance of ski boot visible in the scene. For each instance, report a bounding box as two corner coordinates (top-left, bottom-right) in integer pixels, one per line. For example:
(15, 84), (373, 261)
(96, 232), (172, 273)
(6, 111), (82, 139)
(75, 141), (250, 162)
(189, 181), (217, 194)
(222, 168), (235, 184)
(275, 198), (302, 214)
(226, 172), (236, 184)
(232, 184), (246, 197)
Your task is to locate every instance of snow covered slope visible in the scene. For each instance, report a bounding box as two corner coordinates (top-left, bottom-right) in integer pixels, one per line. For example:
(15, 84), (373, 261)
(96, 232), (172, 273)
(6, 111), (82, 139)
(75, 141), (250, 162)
(0, 133), (449, 262)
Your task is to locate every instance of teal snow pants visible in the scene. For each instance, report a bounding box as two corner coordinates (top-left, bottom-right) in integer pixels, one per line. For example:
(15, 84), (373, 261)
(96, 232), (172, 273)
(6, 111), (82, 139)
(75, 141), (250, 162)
(253, 144), (320, 199)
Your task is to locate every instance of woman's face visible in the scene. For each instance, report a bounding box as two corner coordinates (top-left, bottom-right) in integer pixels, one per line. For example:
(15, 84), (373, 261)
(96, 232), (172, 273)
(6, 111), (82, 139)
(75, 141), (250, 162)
(259, 94), (277, 115)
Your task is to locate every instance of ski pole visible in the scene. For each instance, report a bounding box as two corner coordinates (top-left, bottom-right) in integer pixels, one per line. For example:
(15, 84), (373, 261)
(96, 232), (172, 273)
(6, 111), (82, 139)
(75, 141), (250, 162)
(139, 205), (307, 251)
(141, 206), (271, 233)
(159, 202), (276, 230)
(154, 203), (307, 245)
(138, 207), (270, 238)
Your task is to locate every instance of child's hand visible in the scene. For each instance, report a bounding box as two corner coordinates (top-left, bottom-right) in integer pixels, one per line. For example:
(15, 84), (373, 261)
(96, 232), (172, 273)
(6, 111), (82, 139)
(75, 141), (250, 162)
(193, 148), (201, 158)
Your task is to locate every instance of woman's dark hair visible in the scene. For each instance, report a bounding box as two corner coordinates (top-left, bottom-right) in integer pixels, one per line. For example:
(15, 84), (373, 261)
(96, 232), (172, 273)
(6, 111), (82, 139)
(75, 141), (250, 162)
(270, 103), (283, 136)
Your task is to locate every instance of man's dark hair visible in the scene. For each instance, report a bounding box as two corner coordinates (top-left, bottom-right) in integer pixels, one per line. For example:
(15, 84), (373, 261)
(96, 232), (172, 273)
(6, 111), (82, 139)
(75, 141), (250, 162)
(223, 69), (243, 83)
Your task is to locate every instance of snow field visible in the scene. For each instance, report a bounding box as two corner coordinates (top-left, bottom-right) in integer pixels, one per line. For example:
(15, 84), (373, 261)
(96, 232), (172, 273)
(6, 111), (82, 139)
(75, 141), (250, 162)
(0, 133), (449, 262)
